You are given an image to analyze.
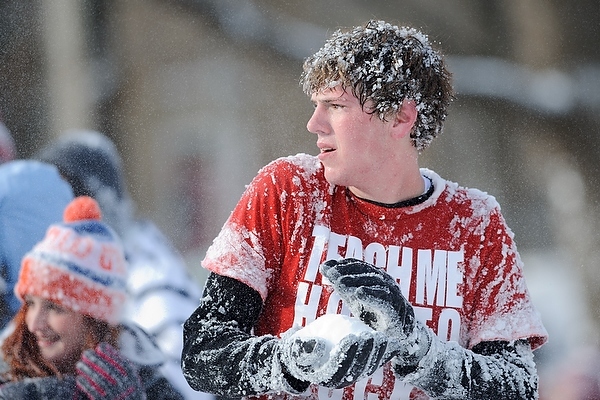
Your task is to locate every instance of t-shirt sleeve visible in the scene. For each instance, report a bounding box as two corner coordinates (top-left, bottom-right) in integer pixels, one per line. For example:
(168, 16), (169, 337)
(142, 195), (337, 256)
(201, 160), (290, 301)
(465, 208), (548, 350)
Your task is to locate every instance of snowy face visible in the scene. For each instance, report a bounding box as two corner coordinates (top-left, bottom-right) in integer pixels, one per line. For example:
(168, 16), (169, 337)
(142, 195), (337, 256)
(25, 295), (87, 373)
(307, 86), (395, 192)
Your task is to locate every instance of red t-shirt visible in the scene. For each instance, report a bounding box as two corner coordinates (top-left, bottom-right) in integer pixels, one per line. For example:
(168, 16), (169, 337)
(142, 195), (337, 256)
(203, 153), (548, 400)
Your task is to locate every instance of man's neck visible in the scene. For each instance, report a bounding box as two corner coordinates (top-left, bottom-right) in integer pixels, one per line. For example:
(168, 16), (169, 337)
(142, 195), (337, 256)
(348, 169), (425, 205)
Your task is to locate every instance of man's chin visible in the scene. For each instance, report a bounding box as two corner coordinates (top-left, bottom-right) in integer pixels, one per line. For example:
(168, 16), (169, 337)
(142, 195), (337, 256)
(323, 168), (343, 186)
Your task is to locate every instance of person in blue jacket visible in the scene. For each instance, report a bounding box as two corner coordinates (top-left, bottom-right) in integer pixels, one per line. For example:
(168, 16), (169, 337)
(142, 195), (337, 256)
(0, 160), (73, 328)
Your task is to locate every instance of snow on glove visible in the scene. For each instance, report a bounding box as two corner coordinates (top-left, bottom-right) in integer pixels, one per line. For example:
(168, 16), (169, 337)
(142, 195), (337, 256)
(0, 376), (76, 399)
(320, 258), (432, 371)
(278, 322), (388, 389)
(76, 342), (145, 400)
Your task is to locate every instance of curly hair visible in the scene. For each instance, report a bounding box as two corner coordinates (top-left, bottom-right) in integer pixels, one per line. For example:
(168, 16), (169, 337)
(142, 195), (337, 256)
(0, 304), (120, 381)
(300, 20), (454, 151)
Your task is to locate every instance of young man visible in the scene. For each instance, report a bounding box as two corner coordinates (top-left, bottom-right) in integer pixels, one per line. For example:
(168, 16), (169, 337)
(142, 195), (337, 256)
(182, 20), (548, 399)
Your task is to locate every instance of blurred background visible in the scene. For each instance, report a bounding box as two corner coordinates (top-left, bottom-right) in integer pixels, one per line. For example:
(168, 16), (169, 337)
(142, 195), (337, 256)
(1, 0), (599, 397)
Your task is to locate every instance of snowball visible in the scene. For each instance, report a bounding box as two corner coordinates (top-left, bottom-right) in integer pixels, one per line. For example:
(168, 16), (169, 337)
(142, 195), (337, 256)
(284, 314), (385, 384)
(293, 314), (374, 357)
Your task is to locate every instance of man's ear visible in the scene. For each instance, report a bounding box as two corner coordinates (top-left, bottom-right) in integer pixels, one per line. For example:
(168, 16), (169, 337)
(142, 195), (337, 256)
(392, 100), (417, 138)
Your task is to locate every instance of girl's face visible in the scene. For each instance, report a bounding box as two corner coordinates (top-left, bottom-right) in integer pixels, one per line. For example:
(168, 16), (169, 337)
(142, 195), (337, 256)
(24, 295), (88, 373)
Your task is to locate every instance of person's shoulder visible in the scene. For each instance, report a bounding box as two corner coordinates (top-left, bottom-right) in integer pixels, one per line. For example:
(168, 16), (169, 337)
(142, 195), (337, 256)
(248, 154), (331, 204)
(0, 160), (73, 271)
(423, 168), (500, 210)
(0, 159), (72, 198)
(254, 153), (325, 189)
(0, 159), (54, 187)
(261, 153), (321, 175)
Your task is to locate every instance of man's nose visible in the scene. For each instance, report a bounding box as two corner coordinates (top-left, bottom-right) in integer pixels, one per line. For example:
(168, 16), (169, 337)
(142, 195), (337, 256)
(306, 106), (326, 135)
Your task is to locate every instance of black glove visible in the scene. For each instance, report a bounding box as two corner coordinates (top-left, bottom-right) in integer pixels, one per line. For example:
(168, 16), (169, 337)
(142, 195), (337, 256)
(320, 259), (431, 372)
(0, 376), (76, 399)
(278, 322), (388, 389)
(76, 342), (145, 399)
(321, 258), (415, 337)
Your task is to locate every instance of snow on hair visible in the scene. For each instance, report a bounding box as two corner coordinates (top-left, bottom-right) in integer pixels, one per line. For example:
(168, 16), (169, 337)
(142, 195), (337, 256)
(300, 20), (454, 151)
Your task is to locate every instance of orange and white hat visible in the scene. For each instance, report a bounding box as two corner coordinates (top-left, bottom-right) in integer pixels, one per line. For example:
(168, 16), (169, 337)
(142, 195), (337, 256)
(15, 196), (127, 325)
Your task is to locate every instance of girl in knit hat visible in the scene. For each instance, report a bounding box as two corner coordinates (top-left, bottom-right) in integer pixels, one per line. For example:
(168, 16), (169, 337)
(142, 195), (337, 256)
(0, 196), (184, 399)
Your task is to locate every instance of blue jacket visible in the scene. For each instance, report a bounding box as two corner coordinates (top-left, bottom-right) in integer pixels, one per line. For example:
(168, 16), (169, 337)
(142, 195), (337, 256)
(0, 160), (73, 326)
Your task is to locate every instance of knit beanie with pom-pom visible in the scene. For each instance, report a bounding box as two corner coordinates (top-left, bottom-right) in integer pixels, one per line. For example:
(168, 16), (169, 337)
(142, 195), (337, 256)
(15, 196), (127, 325)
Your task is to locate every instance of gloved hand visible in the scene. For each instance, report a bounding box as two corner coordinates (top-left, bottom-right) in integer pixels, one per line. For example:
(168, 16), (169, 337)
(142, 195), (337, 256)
(76, 342), (146, 400)
(0, 376), (76, 399)
(278, 324), (388, 389)
(320, 258), (432, 373)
